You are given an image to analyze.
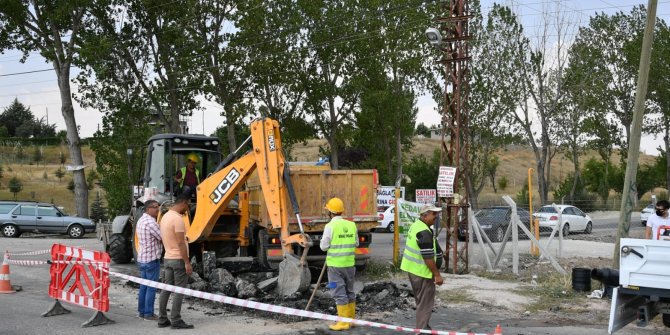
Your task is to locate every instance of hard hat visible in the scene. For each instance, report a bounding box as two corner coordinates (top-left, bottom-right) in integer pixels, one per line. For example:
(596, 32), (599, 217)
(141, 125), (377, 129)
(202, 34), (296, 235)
(186, 153), (199, 163)
(325, 197), (344, 214)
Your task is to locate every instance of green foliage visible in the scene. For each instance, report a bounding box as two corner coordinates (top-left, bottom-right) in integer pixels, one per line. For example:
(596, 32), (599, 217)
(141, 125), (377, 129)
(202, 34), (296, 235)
(402, 150), (441, 201)
(32, 146), (42, 164)
(0, 165), (3, 179)
(90, 193), (108, 223)
(498, 176), (509, 191)
(15, 145), (25, 161)
(67, 180), (75, 193)
(86, 170), (99, 190)
(59, 151), (66, 165)
(515, 180), (529, 206)
(54, 168), (65, 182)
(8, 176), (22, 200)
(552, 174), (599, 211)
(415, 123), (431, 137)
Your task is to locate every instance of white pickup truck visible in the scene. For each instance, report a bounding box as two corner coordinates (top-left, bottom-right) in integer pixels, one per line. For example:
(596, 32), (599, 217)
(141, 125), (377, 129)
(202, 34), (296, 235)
(608, 238), (670, 333)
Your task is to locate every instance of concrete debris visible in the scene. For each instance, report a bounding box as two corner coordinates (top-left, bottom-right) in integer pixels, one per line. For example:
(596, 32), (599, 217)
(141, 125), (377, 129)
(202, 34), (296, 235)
(211, 268), (238, 297)
(190, 272), (209, 292)
(236, 277), (260, 299)
(257, 277), (278, 292)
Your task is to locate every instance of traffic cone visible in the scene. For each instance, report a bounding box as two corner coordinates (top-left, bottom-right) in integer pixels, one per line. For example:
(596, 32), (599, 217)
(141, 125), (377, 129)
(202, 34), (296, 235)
(494, 324), (502, 334)
(0, 254), (16, 294)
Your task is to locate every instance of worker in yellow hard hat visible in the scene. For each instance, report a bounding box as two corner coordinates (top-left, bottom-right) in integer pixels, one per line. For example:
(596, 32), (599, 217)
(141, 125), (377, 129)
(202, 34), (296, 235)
(320, 197), (358, 331)
(174, 153), (200, 197)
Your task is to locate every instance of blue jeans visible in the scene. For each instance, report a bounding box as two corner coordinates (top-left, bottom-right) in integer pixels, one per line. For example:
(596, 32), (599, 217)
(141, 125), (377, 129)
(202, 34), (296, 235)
(138, 259), (160, 317)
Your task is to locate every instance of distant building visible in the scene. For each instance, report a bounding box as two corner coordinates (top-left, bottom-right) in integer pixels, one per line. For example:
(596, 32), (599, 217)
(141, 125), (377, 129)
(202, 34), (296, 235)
(429, 127), (441, 139)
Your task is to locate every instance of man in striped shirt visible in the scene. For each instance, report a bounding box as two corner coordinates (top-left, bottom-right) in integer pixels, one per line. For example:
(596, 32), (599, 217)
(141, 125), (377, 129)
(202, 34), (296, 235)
(136, 199), (162, 320)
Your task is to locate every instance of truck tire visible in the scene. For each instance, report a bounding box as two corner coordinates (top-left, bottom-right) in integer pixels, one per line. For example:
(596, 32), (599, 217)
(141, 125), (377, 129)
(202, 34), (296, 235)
(663, 313), (670, 328)
(109, 233), (133, 264)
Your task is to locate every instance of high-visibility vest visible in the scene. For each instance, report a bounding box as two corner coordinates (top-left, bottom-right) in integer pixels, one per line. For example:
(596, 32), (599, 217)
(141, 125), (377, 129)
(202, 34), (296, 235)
(179, 167), (200, 188)
(400, 219), (436, 279)
(325, 218), (357, 268)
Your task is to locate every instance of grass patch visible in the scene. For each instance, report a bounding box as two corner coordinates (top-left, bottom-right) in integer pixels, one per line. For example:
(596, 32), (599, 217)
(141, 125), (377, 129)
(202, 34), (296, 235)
(515, 273), (583, 313)
(471, 270), (520, 282)
(361, 260), (402, 281)
(436, 288), (476, 304)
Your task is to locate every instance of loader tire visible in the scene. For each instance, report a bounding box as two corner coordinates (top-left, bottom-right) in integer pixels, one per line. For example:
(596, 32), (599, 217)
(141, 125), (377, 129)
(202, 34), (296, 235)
(109, 233), (133, 264)
(663, 313), (670, 328)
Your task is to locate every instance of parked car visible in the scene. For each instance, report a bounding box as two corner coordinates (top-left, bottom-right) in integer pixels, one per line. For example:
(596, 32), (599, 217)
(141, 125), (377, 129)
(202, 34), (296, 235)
(0, 201), (95, 238)
(458, 206), (533, 242)
(375, 205), (395, 233)
(533, 204), (592, 236)
(640, 204), (654, 226)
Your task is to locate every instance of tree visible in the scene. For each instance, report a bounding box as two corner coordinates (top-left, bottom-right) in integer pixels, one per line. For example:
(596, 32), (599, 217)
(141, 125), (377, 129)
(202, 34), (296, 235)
(67, 179), (75, 193)
(8, 176), (22, 200)
(32, 146), (42, 165)
(0, 165), (3, 180)
(402, 150), (441, 202)
(59, 151), (66, 166)
(54, 168), (65, 183)
(0, 1), (92, 217)
(90, 192), (108, 223)
(0, 98), (34, 137)
(415, 123), (430, 137)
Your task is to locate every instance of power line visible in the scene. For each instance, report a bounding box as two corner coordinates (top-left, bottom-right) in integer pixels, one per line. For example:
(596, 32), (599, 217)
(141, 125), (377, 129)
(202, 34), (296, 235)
(0, 68), (54, 77)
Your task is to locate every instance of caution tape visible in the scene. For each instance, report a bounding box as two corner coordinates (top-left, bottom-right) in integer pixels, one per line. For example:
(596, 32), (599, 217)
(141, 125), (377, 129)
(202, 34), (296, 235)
(6, 259), (50, 266)
(6, 249), (51, 257)
(108, 271), (501, 335)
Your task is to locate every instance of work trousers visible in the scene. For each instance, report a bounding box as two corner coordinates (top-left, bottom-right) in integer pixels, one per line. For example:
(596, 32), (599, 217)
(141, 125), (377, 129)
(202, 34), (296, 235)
(158, 259), (189, 322)
(408, 272), (436, 330)
(327, 266), (356, 306)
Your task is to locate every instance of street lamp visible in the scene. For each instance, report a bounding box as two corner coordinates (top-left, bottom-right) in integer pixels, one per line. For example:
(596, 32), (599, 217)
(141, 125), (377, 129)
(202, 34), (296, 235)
(425, 28), (443, 49)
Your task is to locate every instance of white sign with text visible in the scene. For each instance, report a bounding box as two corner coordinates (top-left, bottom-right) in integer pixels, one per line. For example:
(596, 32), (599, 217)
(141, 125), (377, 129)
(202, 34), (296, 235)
(436, 166), (457, 197)
(377, 186), (405, 208)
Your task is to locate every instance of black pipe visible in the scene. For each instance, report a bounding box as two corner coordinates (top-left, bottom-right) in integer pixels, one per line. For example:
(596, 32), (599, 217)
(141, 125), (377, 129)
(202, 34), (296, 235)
(591, 267), (620, 286)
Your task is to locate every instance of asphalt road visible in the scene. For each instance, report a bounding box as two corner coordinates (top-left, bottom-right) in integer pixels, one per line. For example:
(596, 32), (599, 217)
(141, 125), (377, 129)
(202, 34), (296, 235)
(0, 217), (662, 335)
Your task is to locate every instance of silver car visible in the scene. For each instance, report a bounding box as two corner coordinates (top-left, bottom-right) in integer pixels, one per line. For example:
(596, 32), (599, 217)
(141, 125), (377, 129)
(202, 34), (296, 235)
(0, 201), (95, 238)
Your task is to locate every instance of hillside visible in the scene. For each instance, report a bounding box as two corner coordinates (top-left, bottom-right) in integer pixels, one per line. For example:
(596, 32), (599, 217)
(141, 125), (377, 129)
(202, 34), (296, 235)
(0, 138), (659, 215)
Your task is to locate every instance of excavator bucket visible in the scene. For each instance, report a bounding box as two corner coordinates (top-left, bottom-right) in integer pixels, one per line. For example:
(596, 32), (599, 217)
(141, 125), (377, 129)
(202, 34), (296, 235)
(277, 253), (311, 296)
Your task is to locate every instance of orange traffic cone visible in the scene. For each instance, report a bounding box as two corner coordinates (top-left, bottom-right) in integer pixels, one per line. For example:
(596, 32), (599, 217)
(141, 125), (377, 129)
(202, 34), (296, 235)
(494, 324), (502, 334)
(0, 254), (16, 294)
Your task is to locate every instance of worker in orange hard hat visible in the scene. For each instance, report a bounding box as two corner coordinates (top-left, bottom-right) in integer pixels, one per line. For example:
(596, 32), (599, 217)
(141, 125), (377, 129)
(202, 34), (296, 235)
(320, 197), (358, 331)
(174, 153), (200, 197)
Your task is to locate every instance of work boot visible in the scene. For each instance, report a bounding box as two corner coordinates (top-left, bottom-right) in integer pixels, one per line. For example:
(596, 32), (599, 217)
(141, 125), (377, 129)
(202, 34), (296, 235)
(347, 302), (356, 328)
(329, 304), (350, 331)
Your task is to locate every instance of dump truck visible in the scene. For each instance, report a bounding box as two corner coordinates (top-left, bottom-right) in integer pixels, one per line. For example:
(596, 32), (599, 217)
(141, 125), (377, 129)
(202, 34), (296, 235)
(105, 118), (377, 295)
(601, 237), (670, 333)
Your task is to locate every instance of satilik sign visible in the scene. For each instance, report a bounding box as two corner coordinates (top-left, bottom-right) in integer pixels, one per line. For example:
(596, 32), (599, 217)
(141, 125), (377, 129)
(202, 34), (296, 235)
(415, 189), (436, 204)
(377, 186), (405, 208)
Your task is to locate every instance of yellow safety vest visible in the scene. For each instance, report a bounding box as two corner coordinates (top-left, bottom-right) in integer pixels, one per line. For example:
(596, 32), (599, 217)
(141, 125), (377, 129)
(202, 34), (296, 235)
(400, 219), (436, 279)
(179, 167), (200, 188)
(325, 218), (357, 268)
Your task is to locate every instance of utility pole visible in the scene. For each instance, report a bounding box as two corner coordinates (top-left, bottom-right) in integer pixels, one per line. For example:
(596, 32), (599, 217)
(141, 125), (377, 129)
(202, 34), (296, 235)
(613, 0), (657, 267)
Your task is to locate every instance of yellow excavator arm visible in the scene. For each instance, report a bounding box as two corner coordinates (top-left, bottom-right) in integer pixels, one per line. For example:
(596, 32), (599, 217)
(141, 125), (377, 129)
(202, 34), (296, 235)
(185, 118), (309, 256)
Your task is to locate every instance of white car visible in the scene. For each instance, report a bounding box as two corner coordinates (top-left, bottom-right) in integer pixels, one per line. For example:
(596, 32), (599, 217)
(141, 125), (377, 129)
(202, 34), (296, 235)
(534, 205), (593, 236)
(640, 204), (654, 226)
(375, 206), (396, 233)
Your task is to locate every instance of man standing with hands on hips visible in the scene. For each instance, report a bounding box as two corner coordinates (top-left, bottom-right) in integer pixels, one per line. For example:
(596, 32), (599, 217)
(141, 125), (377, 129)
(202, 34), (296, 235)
(400, 204), (444, 330)
(320, 197), (358, 331)
(157, 193), (194, 329)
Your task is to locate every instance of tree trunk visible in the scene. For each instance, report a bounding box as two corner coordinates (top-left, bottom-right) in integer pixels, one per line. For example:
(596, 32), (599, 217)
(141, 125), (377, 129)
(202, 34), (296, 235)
(328, 96), (339, 169)
(396, 127), (402, 181)
(56, 66), (88, 218)
(225, 106), (237, 154)
(570, 149), (580, 203)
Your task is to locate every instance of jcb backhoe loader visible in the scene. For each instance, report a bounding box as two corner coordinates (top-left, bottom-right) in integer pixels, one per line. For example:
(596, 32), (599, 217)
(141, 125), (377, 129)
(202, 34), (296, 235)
(105, 118), (377, 296)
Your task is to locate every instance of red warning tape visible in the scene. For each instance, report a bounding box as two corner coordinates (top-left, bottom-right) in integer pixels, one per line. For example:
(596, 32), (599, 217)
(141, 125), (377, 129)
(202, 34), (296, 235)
(108, 270), (502, 335)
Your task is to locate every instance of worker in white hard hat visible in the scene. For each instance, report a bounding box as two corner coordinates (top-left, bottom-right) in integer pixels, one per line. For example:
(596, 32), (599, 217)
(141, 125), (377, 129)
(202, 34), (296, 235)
(174, 153), (200, 197)
(320, 197), (358, 331)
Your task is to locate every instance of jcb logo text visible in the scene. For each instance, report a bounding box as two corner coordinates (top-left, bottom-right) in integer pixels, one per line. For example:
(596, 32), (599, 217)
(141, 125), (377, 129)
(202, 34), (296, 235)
(210, 168), (241, 204)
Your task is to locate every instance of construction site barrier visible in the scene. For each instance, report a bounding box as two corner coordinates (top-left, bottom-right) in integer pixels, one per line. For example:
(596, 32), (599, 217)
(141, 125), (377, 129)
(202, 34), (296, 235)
(5, 246), (502, 334)
(44, 244), (115, 327)
(108, 270), (503, 335)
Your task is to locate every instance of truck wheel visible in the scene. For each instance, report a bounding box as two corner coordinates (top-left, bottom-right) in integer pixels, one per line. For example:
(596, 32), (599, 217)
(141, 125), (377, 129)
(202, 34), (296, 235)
(109, 233), (133, 264)
(663, 313), (670, 328)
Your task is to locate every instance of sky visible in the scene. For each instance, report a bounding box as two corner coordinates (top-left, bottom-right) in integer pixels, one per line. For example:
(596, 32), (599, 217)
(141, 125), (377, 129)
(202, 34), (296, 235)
(0, 0), (668, 154)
